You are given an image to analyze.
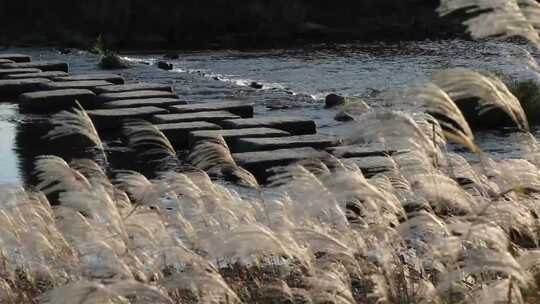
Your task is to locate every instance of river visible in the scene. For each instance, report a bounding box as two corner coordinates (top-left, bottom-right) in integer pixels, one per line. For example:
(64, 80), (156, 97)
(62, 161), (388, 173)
(1, 39), (539, 185)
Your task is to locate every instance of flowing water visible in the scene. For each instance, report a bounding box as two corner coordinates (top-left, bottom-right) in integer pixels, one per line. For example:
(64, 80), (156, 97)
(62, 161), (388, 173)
(1, 39), (539, 185)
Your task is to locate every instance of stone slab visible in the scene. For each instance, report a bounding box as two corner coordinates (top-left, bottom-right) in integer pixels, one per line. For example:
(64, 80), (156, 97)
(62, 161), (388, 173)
(0, 68), (42, 78)
(4, 71), (68, 80)
(40, 80), (113, 92)
(0, 59), (14, 64)
(53, 73), (125, 85)
(93, 82), (172, 94)
(101, 98), (187, 109)
(0, 54), (31, 63)
(189, 128), (291, 150)
(18, 89), (96, 111)
(156, 121), (222, 148)
(153, 111), (240, 124)
(233, 147), (332, 183)
(327, 143), (410, 158)
(0, 78), (52, 98)
(1, 61), (68, 72)
(220, 117), (316, 135)
(168, 100), (254, 118)
(234, 135), (341, 153)
(344, 156), (395, 177)
(97, 90), (178, 102)
(88, 106), (169, 129)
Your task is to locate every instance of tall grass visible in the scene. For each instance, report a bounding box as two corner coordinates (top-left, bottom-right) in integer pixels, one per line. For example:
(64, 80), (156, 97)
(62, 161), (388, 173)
(6, 1), (540, 304)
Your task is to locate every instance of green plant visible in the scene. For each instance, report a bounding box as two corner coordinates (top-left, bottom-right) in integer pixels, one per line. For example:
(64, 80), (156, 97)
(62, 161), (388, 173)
(507, 79), (540, 124)
(91, 35), (130, 69)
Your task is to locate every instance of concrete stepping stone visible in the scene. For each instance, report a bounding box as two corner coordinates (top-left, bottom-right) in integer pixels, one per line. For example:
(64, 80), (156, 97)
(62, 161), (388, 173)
(0, 59), (14, 64)
(101, 98), (187, 109)
(220, 117), (316, 135)
(98, 90), (178, 102)
(88, 107), (169, 129)
(344, 156), (395, 177)
(168, 100), (254, 118)
(93, 82), (172, 94)
(5, 71), (68, 80)
(156, 121), (222, 148)
(234, 135), (341, 153)
(153, 111), (240, 124)
(40, 80), (113, 92)
(18, 89), (96, 111)
(189, 128), (291, 150)
(0, 68), (42, 78)
(53, 73), (125, 84)
(327, 143), (410, 158)
(0, 78), (52, 98)
(233, 147), (332, 183)
(0, 54), (31, 62)
(1, 61), (68, 72)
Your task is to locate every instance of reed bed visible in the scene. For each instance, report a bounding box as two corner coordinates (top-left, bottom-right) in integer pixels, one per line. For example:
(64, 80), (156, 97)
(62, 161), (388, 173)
(5, 1), (540, 303)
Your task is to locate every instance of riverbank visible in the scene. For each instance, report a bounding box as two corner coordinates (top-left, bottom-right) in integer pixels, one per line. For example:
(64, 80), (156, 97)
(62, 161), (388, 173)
(0, 0), (464, 50)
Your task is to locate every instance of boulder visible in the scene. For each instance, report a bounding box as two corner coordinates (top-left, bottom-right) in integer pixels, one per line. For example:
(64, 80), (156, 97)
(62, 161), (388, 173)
(189, 127), (290, 150)
(234, 135), (341, 153)
(40, 80), (113, 92)
(93, 82), (172, 94)
(325, 93), (346, 108)
(54, 73), (125, 84)
(0, 61), (68, 72)
(0, 78), (52, 98)
(5, 71), (68, 80)
(327, 143), (409, 158)
(343, 156), (395, 177)
(233, 147), (332, 183)
(168, 100), (254, 118)
(0, 68), (42, 78)
(101, 98), (186, 109)
(153, 111), (240, 124)
(18, 89), (96, 111)
(157, 61), (173, 70)
(156, 121), (222, 148)
(250, 82), (263, 89)
(0, 54), (31, 62)
(87, 106), (169, 129)
(220, 117), (317, 135)
(97, 90), (178, 102)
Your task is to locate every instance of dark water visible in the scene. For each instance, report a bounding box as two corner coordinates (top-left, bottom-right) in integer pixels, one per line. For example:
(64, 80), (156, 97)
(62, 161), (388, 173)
(1, 39), (539, 185)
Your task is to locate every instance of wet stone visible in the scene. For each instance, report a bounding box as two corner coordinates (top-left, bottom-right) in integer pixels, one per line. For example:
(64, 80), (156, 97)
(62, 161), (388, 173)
(168, 100), (254, 118)
(344, 156), (395, 177)
(40, 80), (113, 92)
(1, 61), (68, 72)
(18, 89), (96, 111)
(101, 98), (187, 109)
(189, 127), (291, 150)
(220, 117), (317, 135)
(234, 134), (341, 153)
(5, 71), (68, 80)
(88, 106), (169, 130)
(233, 147), (332, 183)
(156, 121), (222, 148)
(0, 59), (14, 64)
(153, 111), (240, 124)
(98, 90), (178, 102)
(327, 143), (410, 158)
(0, 54), (31, 63)
(53, 73), (125, 84)
(93, 82), (172, 94)
(0, 78), (52, 98)
(0, 68), (42, 78)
